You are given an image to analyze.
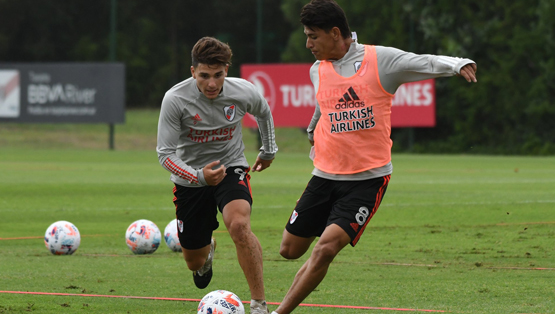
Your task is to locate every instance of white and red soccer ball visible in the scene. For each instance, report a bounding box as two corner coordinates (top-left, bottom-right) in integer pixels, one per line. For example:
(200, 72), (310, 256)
(125, 219), (161, 254)
(44, 221), (81, 255)
(197, 290), (245, 314)
(163, 218), (182, 252)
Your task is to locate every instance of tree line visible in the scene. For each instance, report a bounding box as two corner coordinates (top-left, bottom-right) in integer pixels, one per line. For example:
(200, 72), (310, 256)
(0, 0), (553, 154)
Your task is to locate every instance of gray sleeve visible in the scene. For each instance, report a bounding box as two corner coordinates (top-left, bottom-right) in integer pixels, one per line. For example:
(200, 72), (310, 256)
(247, 85), (278, 160)
(307, 62), (321, 142)
(306, 106), (320, 142)
(156, 92), (207, 186)
(376, 46), (476, 94)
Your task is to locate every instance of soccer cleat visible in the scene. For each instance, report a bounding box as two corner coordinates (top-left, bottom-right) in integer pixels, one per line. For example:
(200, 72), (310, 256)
(250, 300), (269, 314)
(193, 267), (212, 289)
(193, 237), (215, 289)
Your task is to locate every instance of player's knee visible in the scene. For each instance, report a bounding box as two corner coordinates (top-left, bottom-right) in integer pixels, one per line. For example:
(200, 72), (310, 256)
(227, 220), (250, 244)
(279, 242), (304, 260)
(311, 244), (338, 265)
(279, 244), (292, 259)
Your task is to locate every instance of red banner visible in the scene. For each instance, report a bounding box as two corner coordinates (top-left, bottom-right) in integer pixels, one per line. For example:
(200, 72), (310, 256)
(240, 64), (435, 128)
(391, 78), (435, 127)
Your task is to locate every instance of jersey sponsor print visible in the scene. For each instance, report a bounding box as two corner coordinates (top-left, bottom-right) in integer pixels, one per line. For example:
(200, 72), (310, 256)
(328, 86), (375, 134)
(187, 126), (236, 143)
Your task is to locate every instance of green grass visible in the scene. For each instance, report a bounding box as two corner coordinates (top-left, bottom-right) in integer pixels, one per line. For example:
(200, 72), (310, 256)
(0, 110), (554, 314)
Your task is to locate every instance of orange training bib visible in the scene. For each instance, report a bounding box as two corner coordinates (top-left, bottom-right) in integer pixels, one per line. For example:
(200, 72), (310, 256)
(314, 45), (394, 174)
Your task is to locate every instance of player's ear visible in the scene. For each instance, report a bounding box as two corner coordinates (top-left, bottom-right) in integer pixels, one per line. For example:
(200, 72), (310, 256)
(224, 65), (229, 76)
(331, 27), (341, 40)
(191, 66), (196, 79)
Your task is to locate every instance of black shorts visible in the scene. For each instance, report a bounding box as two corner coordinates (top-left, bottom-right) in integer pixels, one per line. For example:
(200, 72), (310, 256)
(172, 166), (252, 250)
(285, 175), (390, 247)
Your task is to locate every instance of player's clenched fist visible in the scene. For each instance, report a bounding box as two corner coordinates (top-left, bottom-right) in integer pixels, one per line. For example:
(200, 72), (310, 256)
(203, 160), (227, 186)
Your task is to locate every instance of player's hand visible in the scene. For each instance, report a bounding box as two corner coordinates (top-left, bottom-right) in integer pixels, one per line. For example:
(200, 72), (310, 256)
(459, 63), (477, 83)
(252, 156), (274, 172)
(203, 160), (226, 186)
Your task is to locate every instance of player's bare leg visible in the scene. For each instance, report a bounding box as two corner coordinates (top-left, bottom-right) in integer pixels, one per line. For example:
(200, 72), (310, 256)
(183, 238), (215, 289)
(182, 244), (212, 271)
(274, 224), (351, 314)
(279, 230), (316, 260)
(222, 199), (266, 301)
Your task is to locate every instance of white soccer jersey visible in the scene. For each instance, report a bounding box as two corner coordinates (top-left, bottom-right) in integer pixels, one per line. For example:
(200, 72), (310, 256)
(157, 77), (277, 187)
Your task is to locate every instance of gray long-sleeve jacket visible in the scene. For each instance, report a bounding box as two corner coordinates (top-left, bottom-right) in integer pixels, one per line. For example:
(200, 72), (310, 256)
(157, 77), (277, 187)
(308, 34), (475, 181)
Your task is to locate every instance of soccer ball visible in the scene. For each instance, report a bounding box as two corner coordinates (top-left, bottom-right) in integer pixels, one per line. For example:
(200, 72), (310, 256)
(44, 221), (81, 255)
(125, 219), (161, 254)
(197, 290), (245, 314)
(163, 219), (182, 252)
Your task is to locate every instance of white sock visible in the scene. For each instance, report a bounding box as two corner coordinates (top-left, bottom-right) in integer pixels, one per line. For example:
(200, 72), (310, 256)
(270, 312), (279, 314)
(251, 299), (267, 307)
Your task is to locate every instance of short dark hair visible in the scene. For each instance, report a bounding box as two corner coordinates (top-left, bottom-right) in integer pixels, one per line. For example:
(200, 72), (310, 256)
(300, 0), (351, 38)
(191, 37), (233, 68)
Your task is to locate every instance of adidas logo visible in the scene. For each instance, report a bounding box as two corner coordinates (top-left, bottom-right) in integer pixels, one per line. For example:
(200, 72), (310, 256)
(191, 114), (202, 125)
(335, 86), (365, 109)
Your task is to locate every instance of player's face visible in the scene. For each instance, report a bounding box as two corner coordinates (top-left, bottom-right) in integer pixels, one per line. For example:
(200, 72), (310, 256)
(304, 26), (339, 61)
(191, 63), (229, 99)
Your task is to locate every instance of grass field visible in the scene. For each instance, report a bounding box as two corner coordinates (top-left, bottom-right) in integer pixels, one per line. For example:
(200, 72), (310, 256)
(1, 110), (554, 314)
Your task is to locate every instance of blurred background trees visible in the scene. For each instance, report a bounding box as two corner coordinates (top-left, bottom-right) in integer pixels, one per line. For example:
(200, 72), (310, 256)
(0, 0), (553, 154)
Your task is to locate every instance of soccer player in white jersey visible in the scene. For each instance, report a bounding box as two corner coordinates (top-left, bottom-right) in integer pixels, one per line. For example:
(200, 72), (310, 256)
(270, 1), (477, 314)
(157, 37), (277, 314)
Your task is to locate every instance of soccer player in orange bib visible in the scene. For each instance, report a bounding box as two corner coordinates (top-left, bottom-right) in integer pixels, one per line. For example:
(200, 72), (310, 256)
(271, 1), (477, 313)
